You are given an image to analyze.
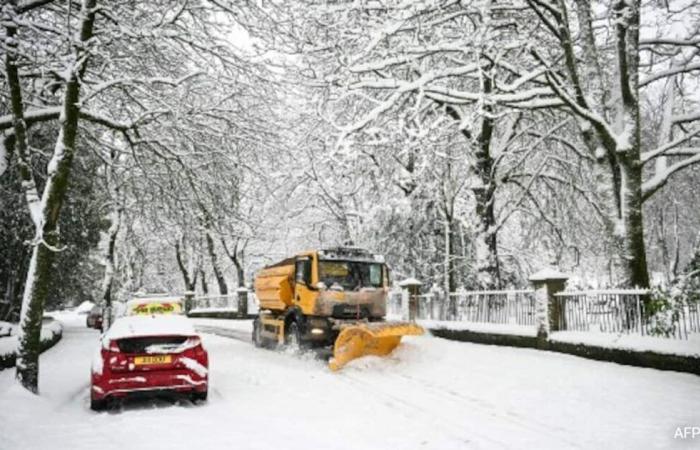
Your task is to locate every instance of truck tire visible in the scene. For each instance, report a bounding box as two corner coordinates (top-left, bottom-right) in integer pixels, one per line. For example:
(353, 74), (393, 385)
(252, 317), (263, 348)
(285, 321), (303, 350)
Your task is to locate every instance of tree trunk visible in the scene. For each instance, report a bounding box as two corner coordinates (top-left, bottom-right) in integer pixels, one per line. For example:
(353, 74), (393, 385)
(205, 231), (227, 295)
(529, 0), (650, 289)
(235, 259), (245, 288)
(442, 79), (501, 289)
(601, 0), (649, 288)
(3, 2), (41, 227)
(473, 187), (500, 288)
(199, 268), (209, 294)
(221, 238), (247, 288)
(588, 123), (649, 289)
(472, 75), (501, 289)
(100, 151), (121, 329)
(613, 155), (650, 288)
(15, 0), (98, 393)
(175, 240), (197, 292)
(100, 205), (120, 329)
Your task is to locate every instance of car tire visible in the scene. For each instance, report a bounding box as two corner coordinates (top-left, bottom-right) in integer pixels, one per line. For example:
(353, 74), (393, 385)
(90, 397), (106, 411)
(191, 390), (208, 403)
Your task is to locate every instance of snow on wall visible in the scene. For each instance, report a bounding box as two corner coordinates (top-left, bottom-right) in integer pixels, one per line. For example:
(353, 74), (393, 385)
(419, 320), (538, 337)
(549, 331), (700, 357)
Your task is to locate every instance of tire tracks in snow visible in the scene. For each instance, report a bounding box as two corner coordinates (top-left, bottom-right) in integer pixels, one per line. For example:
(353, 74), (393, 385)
(336, 371), (507, 448)
(391, 372), (583, 449)
(336, 369), (584, 449)
(55, 381), (91, 411)
(197, 324), (582, 448)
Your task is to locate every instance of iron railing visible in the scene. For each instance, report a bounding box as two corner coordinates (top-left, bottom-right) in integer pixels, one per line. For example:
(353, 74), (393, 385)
(388, 289), (536, 324)
(189, 293), (259, 314)
(553, 290), (699, 340)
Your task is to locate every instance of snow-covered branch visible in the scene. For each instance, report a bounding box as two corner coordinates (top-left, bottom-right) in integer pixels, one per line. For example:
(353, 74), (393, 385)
(640, 62), (700, 87)
(641, 125), (700, 164)
(643, 152), (700, 201)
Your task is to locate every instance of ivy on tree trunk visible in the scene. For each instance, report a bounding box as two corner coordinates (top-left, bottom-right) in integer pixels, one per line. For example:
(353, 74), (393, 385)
(14, 0), (99, 393)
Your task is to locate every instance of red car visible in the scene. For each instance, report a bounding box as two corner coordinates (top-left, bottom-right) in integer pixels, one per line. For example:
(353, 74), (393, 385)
(90, 315), (208, 410)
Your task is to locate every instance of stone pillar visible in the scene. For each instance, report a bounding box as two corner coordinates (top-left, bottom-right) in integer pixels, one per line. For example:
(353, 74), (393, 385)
(237, 287), (249, 318)
(184, 290), (195, 315)
(529, 268), (569, 341)
(399, 278), (422, 321)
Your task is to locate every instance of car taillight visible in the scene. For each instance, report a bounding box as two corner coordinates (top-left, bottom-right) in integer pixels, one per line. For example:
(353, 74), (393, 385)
(182, 336), (205, 357)
(102, 340), (128, 371)
(185, 336), (201, 348)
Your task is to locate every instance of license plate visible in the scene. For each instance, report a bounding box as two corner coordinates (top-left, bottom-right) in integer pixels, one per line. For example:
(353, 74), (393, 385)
(134, 355), (172, 365)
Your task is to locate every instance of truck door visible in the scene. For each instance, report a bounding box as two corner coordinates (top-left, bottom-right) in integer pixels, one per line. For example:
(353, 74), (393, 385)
(294, 256), (313, 313)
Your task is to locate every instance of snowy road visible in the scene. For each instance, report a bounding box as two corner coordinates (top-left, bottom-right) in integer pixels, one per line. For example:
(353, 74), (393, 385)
(1, 316), (699, 450)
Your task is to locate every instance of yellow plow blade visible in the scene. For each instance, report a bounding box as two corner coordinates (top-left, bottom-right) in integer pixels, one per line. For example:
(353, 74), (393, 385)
(328, 322), (424, 371)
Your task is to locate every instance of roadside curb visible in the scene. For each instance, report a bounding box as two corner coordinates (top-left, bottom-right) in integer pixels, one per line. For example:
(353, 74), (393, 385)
(429, 328), (700, 376)
(0, 323), (64, 371)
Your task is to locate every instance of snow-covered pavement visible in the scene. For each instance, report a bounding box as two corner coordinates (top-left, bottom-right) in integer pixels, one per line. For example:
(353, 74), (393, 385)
(1, 317), (699, 450)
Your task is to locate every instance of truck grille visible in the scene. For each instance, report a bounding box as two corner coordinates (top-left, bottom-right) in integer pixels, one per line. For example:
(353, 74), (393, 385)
(332, 304), (370, 319)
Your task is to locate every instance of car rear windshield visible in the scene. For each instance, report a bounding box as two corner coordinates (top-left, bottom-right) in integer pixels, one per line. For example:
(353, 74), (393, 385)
(116, 336), (188, 354)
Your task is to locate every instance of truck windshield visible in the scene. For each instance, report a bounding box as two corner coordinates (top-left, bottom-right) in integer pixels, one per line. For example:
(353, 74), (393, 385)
(318, 260), (383, 290)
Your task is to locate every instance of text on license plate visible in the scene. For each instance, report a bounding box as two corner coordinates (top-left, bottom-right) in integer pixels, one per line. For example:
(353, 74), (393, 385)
(134, 355), (172, 365)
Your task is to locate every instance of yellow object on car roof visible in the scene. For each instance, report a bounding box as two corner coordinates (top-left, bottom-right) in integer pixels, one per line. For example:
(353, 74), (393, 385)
(126, 296), (184, 316)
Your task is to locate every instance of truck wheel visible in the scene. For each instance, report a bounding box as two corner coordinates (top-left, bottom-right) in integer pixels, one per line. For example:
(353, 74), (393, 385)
(252, 317), (262, 348)
(285, 321), (303, 351)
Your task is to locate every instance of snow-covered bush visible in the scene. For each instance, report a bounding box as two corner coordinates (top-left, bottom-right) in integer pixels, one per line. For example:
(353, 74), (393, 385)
(0, 319), (63, 369)
(645, 279), (698, 338)
(645, 288), (680, 338)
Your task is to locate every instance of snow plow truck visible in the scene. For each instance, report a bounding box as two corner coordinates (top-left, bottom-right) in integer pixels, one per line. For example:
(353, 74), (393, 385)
(253, 247), (423, 370)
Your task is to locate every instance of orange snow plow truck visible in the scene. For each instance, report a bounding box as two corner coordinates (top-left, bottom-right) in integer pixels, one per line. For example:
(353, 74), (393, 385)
(253, 247), (423, 370)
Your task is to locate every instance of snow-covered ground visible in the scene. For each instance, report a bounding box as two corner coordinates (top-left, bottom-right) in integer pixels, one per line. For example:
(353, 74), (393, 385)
(418, 319), (700, 356)
(1, 315), (699, 450)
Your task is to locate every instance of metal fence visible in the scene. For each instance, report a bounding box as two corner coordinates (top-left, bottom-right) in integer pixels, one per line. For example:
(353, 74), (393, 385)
(387, 290), (404, 318)
(450, 290), (537, 325)
(189, 293), (260, 314)
(189, 294), (239, 312)
(390, 286), (699, 340)
(193, 287), (699, 340)
(553, 290), (700, 339)
(387, 289), (536, 325)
